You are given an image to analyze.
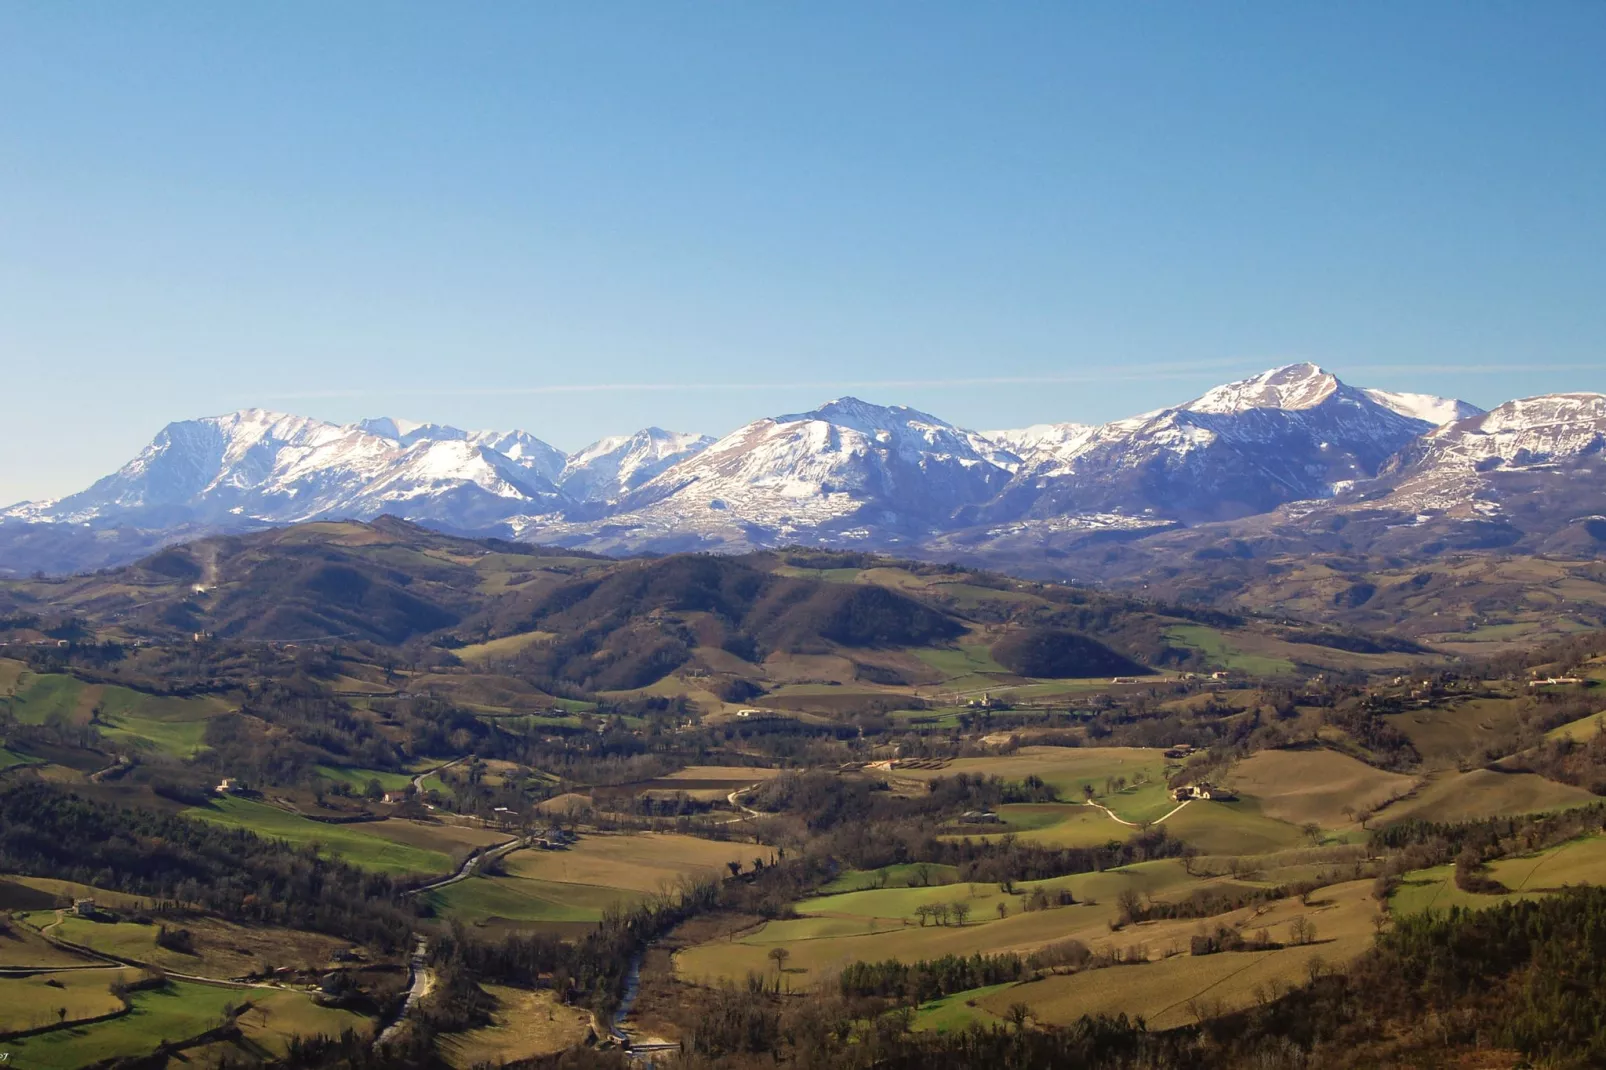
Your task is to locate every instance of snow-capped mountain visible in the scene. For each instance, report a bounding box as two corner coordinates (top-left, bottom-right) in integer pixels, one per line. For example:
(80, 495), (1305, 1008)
(1360, 389), (1484, 427)
(982, 423), (1098, 464)
(558, 428), (715, 502)
(356, 419), (568, 482)
(973, 364), (1471, 526)
(13, 363), (1606, 580)
(585, 398), (1020, 547)
(1370, 393), (1606, 513)
(6, 411), (574, 532)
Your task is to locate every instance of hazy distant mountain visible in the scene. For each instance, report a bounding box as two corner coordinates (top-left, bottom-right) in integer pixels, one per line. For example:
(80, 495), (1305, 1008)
(12, 364), (1606, 579)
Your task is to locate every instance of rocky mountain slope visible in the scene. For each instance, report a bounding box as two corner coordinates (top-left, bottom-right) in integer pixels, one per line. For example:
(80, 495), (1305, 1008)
(6, 364), (1604, 580)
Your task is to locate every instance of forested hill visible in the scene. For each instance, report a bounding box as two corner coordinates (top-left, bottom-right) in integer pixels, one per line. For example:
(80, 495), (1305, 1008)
(0, 519), (1421, 695)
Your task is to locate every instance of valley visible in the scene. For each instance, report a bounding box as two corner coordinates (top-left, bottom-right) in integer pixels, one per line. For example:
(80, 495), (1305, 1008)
(0, 518), (1605, 1068)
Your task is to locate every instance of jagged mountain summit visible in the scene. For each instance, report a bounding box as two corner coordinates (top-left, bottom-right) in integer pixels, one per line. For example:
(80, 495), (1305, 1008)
(15, 363), (1606, 579)
(1, 411), (708, 535)
(557, 428), (716, 503)
(973, 363), (1478, 528)
(528, 397), (1021, 552)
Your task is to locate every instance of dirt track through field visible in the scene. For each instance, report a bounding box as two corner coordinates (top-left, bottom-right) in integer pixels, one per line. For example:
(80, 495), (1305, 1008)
(1083, 798), (1191, 827)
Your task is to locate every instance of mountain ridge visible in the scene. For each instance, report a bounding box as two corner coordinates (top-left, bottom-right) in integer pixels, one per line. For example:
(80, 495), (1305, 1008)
(10, 364), (1604, 582)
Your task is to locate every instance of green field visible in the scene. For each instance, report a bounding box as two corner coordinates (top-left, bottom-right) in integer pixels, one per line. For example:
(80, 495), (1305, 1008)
(4, 979), (364, 1069)
(1165, 625), (1296, 676)
(5, 980), (239, 1068)
(912, 645), (1009, 680)
(183, 796), (451, 875)
(428, 874), (637, 923)
(983, 803), (1133, 847)
(677, 858), (1219, 987)
(100, 715), (212, 758)
(0, 745), (42, 769)
(0, 967), (142, 1033)
(9, 673), (87, 725)
(819, 863), (963, 894)
(314, 765), (415, 792)
(4, 672), (230, 757)
(912, 982), (1013, 1033)
(1547, 713), (1606, 743)
(1391, 835), (1606, 915)
(899, 747), (1175, 823)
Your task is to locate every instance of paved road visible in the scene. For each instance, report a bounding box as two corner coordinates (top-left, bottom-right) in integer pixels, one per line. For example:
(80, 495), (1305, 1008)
(376, 937), (432, 1047)
(405, 835), (523, 897)
(412, 756), (468, 795)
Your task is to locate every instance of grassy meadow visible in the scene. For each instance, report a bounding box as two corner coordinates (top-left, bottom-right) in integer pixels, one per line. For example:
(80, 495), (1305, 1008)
(676, 863), (1380, 1016)
(182, 796), (454, 875)
(1223, 749), (1417, 830)
(1, 664), (232, 758)
(1376, 768), (1597, 826)
(1391, 834), (1606, 915)
(897, 747), (1175, 823)
(3, 978), (366, 1069)
(429, 832), (755, 926)
(1163, 625), (1295, 676)
(438, 984), (591, 1068)
(0, 966), (144, 1033)
(678, 858), (1243, 987)
(17, 912), (358, 978)
(974, 879), (1379, 1031)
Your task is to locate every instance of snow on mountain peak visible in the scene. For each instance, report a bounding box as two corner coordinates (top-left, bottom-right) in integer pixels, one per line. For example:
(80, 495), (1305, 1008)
(984, 423), (1097, 461)
(1361, 389), (1483, 427)
(782, 396), (940, 434)
(559, 427), (715, 501)
(1184, 363), (1341, 415)
(356, 416), (428, 441)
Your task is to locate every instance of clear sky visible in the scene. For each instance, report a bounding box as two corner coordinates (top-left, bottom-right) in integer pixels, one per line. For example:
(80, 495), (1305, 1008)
(3, 3), (1604, 505)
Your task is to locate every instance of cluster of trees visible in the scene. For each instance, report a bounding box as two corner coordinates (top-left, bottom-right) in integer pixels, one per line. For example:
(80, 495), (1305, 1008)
(411, 885), (1606, 1070)
(838, 952), (1025, 1003)
(431, 878), (721, 1017)
(0, 783), (415, 950)
(910, 900), (973, 926)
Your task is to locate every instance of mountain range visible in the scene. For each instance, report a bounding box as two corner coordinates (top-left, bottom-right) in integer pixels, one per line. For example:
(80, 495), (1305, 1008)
(4, 362), (1603, 578)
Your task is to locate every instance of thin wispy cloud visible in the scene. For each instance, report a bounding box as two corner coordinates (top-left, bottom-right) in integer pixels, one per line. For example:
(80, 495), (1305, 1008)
(260, 360), (1602, 402)
(260, 361), (1263, 401)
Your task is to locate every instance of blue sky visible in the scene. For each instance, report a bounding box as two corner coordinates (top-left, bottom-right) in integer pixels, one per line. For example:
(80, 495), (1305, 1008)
(3, 3), (1604, 504)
